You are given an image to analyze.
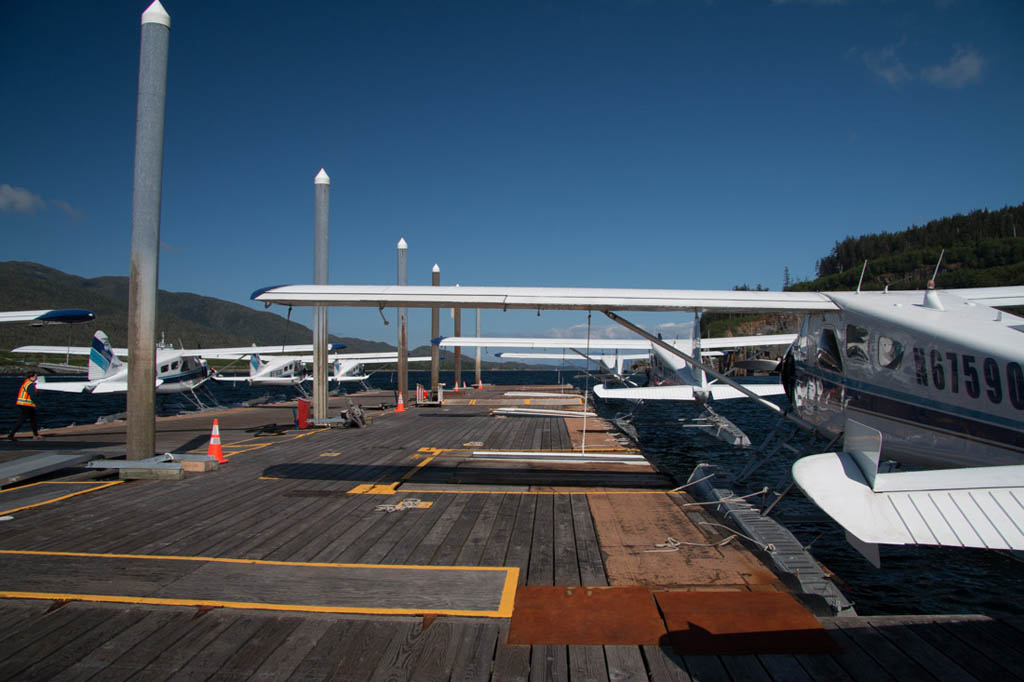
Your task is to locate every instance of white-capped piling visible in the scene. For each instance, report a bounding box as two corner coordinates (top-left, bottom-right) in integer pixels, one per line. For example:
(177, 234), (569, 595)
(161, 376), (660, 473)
(431, 264), (440, 392)
(127, 0), (170, 460)
(313, 169), (330, 421)
(397, 239), (408, 404)
(475, 309), (482, 387)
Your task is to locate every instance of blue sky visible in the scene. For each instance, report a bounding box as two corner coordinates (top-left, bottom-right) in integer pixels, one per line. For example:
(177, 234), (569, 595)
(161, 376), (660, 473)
(2, 0), (1022, 346)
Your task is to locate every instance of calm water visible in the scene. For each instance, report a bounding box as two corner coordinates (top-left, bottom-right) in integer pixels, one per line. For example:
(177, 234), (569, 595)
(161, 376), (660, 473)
(2, 370), (1021, 616)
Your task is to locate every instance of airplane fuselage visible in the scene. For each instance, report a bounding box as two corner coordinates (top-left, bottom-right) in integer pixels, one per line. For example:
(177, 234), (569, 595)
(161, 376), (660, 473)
(783, 290), (1024, 468)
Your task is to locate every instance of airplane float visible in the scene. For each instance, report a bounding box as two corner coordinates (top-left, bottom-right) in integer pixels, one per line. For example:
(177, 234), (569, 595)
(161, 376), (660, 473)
(252, 281), (1024, 563)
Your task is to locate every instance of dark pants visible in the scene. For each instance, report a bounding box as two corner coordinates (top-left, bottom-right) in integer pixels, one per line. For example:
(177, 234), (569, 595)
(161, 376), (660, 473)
(8, 405), (38, 438)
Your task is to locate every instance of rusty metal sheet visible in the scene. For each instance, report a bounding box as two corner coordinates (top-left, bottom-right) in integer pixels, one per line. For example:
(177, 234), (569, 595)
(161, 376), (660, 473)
(507, 586), (666, 645)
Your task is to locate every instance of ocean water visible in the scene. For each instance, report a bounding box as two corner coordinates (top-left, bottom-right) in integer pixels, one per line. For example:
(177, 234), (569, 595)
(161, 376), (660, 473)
(1, 369), (1021, 617)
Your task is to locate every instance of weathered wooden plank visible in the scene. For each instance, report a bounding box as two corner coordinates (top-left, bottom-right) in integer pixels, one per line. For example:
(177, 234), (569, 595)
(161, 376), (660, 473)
(832, 617), (944, 682)
(2, 606), (146, 682)
(507, 495), (537, 586)
(570, 493), (608, 586)
(868, 620), (980, 682)
(407, 620), (467, 682)
(642, 644), (693, 682)
(402, 493), (474, 565)
(937, 619), (1024, 678)
(552, 493), (580, 587)
(48, 608), (179, 682)
(323, 619), (404, 682)
(432, 492), (490, 566)
(492, 620), (530, 682)
(529, 494), (555, 586)
(364, 619), (428, 682)
(165, 614), (267, 681)
(604, 645), (648, 682)
(531, 645), (569, 682)
(898, 619), (1024, 682)
(757, 654), (816, 682)
(792, 652), (858, 682)
(450, 621), (501, 682)
(720, 655), (773, 682)
(679, 656), (731, 682)
(125, 612), (240, 682)
(569, 645), (610, 682)
(819, 622), (899, 682)
(0, 604), (91, 673)
(247, 616), (335, 681)
(284, 618), (364, 681)
(478, 493), (520, 567)
(204, 616), (305, 682)
(455, 493), (505, 566)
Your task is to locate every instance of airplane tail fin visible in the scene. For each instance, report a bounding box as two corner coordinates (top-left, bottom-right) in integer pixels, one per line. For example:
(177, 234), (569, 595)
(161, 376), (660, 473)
(88, 331), (123, 381)
(250, 347), (261, 376)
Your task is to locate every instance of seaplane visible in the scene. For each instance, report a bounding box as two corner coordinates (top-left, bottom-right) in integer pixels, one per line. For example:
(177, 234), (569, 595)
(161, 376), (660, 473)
(435, 330), (795, 446)
(210, 347), (430, 393)
(12, 331), (327, 397)
(251, 280), (1024, 563)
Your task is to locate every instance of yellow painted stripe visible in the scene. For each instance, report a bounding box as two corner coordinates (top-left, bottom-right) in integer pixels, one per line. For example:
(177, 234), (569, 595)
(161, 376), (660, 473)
(396, 488), (682, 496)
(0, 591), (513, 618)
(0, 549), (516, 572)
(469, 399), (476, 405)
(0, 481), (124, 516)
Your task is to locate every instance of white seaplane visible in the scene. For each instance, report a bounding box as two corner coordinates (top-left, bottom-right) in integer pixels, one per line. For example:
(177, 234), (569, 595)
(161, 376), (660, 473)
(252, 280), (1024, 562)
(210, 347), (430, 393)
(12, 331), (325, 396)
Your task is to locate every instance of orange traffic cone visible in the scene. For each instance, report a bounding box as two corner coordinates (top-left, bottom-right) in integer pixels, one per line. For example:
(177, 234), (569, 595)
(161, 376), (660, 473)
(208, 419), (227, 463)
(396, 391), (406, 413)
(476, 379), (483, 389)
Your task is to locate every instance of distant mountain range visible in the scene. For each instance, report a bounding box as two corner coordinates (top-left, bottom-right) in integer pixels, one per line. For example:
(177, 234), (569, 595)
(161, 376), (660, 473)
(0, 262), (537, 370)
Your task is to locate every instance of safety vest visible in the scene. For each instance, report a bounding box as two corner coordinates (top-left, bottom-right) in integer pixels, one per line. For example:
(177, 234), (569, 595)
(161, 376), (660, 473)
(16, 378), (35, 408)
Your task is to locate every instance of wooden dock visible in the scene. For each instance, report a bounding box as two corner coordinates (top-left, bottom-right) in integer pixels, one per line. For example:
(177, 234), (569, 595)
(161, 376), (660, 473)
(1, 383), (1022, 681)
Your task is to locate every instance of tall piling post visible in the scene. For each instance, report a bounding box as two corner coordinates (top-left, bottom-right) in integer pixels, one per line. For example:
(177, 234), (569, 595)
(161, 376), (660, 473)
(431, 264), (440, 393)
(397, 238), (408, 405)
(453, 307), (462, 389)
(126, 0), (170, 460)
(475, 308), (482, 388)
(313, 169), (330, 422)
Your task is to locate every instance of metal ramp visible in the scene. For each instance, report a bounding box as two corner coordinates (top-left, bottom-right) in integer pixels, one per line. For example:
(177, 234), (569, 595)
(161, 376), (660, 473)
(0, 452), (98, 488)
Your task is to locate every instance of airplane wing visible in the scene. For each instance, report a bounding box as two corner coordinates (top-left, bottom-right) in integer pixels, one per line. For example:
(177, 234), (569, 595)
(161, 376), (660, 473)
(495, 352), (650, 362)
(0, 309), (96, 325)
(948, 286), (1024, 308)
(189, 343), (346, 359)
(593, 382), (784, 401)
(301, 354), (431, 363)
(35, 377), (141, 393)
(13, 344), (128, 357)
(436, 337), (652, 350)
(701, 334), (796, 349)
(792, 420), (1024, 566)
(252, 285), (838, 313)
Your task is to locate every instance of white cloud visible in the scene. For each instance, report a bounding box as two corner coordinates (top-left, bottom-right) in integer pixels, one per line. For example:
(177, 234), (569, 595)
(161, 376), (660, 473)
(854, 43), (913, 87)
(0, 184), (46, 214)
(922, 47), (983, 89)
(50, 199), (85, 222)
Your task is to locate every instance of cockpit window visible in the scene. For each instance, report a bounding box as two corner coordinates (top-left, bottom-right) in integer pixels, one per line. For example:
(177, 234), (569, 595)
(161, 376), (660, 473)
(877, 335), (904, 370)
(817, 327), (843, 373)
(845, 325), (869, 363)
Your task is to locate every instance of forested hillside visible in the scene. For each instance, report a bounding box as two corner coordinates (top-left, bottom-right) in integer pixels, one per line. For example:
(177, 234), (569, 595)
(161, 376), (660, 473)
(792, 203), (1024, 292)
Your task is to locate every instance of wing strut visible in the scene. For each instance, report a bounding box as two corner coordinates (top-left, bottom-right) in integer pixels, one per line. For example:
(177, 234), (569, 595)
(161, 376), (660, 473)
(603, 311), (816, 432)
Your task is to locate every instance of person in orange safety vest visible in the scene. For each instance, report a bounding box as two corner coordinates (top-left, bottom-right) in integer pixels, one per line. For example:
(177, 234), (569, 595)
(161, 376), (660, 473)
(7, 371), (41, 441)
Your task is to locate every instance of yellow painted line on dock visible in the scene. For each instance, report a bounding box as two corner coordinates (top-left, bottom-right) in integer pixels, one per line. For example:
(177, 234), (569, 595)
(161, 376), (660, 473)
(319, 452), (341, 457)
(0, 481), (124, 516)
(0, 550), (519, 618)
(348, 448), (449, 494)
(398, 488), (686, 496)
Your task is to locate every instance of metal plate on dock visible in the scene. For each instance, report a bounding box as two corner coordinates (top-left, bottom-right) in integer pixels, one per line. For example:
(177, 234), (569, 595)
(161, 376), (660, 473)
(0, 452), (96, 487)
(507, 586), (667, 645)
(0, 550), (518, 618)
(654, 591), (838, 654)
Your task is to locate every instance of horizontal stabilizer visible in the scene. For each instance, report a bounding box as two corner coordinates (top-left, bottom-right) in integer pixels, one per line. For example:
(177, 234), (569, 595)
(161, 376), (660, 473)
(0, 309), (96, 325)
